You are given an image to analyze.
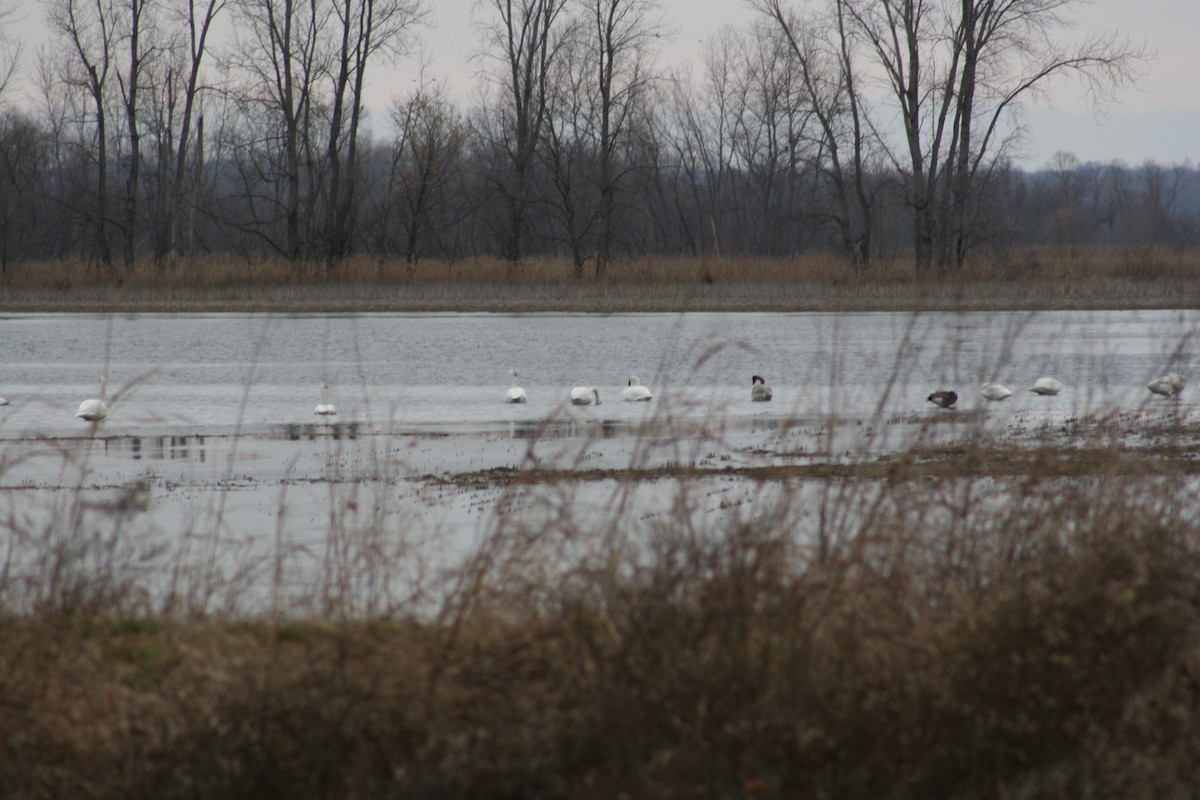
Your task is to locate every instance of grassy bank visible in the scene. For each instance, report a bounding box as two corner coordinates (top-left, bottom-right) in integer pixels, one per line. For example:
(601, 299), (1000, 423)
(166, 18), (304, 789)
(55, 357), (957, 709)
(3, 432), (1200, 798)
(2, 247), (1198, 312)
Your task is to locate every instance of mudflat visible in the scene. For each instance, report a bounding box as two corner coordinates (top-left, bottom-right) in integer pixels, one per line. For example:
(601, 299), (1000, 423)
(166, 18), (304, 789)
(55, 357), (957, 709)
(2, 278), (1198, 313)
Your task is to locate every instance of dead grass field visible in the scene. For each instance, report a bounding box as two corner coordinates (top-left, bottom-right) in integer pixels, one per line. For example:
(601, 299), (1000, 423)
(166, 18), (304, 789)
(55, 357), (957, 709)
(3, 429), (1200, 798)
(2, 246), (1198, 312)
(2, 250), (1200, 796)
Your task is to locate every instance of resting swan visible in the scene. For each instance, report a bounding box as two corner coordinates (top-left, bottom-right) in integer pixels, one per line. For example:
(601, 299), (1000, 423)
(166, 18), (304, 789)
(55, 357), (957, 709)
(506, 369), (528, 403)
(927, 390), (958, 409)
(570, 386), (601, 406)
(1147, 372), (1186, 399)
(1030, 377), (1063, 396)
(314, 381), (337, 416)
(979, 382), (1013, 401)
(751, 375), (772, 402)
(76, 376), (109, 421)
(623, 375), (652, 402)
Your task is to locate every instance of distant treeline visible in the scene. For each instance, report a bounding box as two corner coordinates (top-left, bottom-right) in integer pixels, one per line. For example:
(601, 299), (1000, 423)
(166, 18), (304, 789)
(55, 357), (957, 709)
(1, 0), (1187, 279)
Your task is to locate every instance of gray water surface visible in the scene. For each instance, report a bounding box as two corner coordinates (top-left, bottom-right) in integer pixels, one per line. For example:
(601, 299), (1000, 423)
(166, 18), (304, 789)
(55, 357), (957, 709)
(1, 309), (1195, 437)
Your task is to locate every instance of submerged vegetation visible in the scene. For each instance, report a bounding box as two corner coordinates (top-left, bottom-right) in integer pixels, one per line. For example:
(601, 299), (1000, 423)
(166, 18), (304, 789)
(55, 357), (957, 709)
(3, 407), (1200, 798)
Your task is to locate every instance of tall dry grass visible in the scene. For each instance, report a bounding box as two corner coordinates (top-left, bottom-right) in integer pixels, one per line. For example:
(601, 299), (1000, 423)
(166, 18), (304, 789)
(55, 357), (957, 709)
(2, 413), (1200, 798)
(4, 244), (1199, 290)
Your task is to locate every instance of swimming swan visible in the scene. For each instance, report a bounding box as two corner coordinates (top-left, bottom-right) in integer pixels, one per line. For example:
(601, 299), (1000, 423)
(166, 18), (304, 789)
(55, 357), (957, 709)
(1030, 377), (1063, 396)
(979, 382), (1013, 401)
(570, 386), (601, 405)
(506, 369), (528, 403)
(623, 375), (652, 402)
(76, 376), (109, 421)
(927, 390), (958, 409)
(314, 381), (337, 416)
(1147, 372), (1186, 398)
(751, 375), (773, 402)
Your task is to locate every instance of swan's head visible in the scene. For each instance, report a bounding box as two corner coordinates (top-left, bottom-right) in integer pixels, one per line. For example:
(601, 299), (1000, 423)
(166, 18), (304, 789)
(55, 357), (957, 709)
(509, 368), (518, 379)
(628, 375), (640, 386)
(593, 387), (601, 404)
(752, 375), (766, 386)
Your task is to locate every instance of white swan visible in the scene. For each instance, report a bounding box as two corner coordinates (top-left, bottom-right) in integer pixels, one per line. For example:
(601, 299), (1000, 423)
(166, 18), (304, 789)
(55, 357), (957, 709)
(76, 376), (109, 421)
(1030, 377), (1062, 396)
(979, 382), (1013, 401)
(1147, 372), (1186, 399)
(570, 386), (601, 406)
(0, 397), (8, 406)
(751, 375), (772, 402)
(506, 369), (528, 403)
(314, 381), (337, 416)
(623, 375), (652, 402)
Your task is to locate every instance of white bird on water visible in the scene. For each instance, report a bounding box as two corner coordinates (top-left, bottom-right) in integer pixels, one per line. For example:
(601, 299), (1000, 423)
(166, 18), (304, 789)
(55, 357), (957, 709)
(751, 375), (773, 402)
(0, 396), (8, 406)
(314, 381), (337, 416)
(76, 376), (109, 421)
(1147, 372), (1186, 399)
(506, 369), (528, 403)
(1030, 377), (1063, 396)
(570, 386), (601, 405)
(623, 375), (652, 402)
(979, 382), (1013, 401)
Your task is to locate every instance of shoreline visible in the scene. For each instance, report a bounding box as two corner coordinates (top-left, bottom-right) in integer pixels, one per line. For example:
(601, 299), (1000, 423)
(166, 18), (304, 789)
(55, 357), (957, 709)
(1, 278), (1198, 313)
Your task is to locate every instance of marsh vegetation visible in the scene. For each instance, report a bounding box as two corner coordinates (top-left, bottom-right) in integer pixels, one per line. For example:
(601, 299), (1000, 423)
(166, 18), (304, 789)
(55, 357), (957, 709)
(1, 307), (1199, 797)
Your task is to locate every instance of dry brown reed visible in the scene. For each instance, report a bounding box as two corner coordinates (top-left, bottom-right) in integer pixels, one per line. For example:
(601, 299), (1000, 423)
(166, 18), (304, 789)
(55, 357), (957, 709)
(2, 419), (1200, 798)
(4, 244), (1199, 289)
(1, 247), (1197, 313)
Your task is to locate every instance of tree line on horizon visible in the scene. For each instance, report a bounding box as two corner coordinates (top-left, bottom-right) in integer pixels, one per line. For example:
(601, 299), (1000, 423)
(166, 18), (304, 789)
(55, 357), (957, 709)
(0, 0), (1192, 280)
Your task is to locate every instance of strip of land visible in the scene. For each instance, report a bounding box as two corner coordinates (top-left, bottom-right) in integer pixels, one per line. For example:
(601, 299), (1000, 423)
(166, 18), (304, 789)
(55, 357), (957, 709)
(2, 278), (1198, 314)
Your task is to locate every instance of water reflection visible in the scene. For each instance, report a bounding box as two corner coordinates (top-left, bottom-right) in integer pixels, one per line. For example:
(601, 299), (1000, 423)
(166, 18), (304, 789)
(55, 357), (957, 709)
(280, 421), (362, 441)
(128, 435), (208, 462)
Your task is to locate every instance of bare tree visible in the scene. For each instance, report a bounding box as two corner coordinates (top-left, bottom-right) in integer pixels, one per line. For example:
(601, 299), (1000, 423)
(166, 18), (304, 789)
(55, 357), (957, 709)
(0, 0), (23, 102)
(226, 0), (329, 262)
(757, 0), (879, 266)
(156, 0), (226, 266)
(322, 0), (424, 266)
(46, 0), (120, 270)
(660, 27), (747, 257)
(386, 80), (466, 263)
(578, 0), (663, 275)
(478, 0), (570, 262)
(838, 0), (1145, 272)
(0, 111), (50, 273)
(539, 15), (596, 274)
(114, 0), (156, 270)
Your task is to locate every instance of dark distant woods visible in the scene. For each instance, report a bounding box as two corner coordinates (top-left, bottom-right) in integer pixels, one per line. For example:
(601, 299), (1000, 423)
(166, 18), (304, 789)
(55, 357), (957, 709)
(0, 0), (1189, 278)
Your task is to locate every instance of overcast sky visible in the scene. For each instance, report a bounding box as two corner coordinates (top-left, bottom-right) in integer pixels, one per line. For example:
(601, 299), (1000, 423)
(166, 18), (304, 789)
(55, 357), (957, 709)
(6, 0), (1198, 169)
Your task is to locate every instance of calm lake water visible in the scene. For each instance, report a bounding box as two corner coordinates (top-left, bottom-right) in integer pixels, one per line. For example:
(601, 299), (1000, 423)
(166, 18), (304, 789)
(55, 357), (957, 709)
(1, 309), (1196, 613)
(1, 309), (1196, 437)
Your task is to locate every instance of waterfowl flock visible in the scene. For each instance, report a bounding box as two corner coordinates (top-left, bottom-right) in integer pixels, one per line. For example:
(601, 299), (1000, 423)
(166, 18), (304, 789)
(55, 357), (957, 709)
(13, 367), (1180, 425)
